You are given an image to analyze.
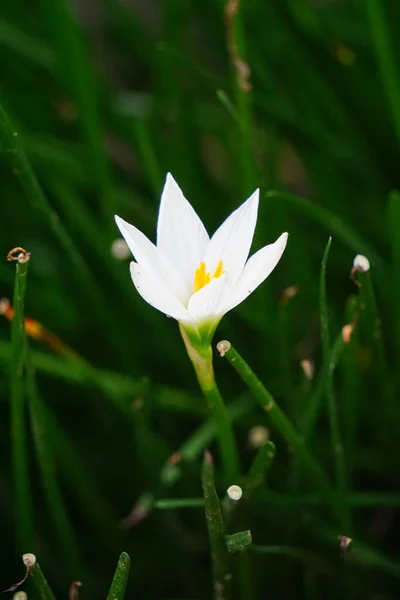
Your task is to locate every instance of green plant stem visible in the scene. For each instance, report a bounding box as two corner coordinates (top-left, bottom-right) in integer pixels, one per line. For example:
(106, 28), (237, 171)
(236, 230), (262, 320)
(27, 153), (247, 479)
(320, 239), (348, 530)
(244, 441), (276, 500)
(25, 347), (81, 577)
(10, 258), (34, 551)
(357, 268), (388, 388)
(365, 1), (400, 146)
(106, 552), (131, 600)
(155, 491), (400, 510)
(180, 325), (240, 481)
(216, 340), (340, 522)
(202, 452), (232, 600)
(28, 560), (57, 600)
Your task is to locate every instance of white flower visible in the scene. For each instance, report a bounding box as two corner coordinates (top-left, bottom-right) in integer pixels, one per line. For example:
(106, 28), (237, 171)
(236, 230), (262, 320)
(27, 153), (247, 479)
(115, 174), (288, 349)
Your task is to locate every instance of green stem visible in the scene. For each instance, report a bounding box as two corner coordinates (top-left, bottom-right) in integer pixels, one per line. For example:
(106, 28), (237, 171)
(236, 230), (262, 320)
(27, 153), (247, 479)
(244, 441), (276, 500)
(365, 1), (400, 146)
(28, 559), (57, 600)
(180, 324), (240, 481)
(10, 257), (34, 551)
(202, 451), (232, 600)
(106, 552), (131, 600)
(216, 340), (340, 523)
(320, 239), (348, 530)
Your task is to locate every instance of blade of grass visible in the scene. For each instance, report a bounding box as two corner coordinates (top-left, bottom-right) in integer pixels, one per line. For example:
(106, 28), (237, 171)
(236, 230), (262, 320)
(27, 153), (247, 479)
(39, 0), (115, 223)
(365, 1), (400, 146)
(320, 239), (349, 531)
(355, 261), (393, 414)
(216, 340), (340, 523)
(256, 491), (400, 509)
(0, 100), (127, 364)
(244, 441), (276, 500)
(0, 340), (206, 416)
(387, 191), (400, 381)
(341, 295), (360, 486)
(223, 0), (257, 196)
(106, 552), (131, 600)
(202, 451), (231, 600)
(25, 346), (82, 577)
(154, 498), (205, 509)
(266, 190), (385, 277)
(27, 557), (57, 600)
(0, 18), (54, 70)
(10, 256), (34, 551)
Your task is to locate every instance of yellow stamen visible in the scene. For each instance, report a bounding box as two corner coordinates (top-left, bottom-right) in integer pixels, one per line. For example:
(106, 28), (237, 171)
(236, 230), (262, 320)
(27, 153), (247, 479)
(193, 260), (224, 293)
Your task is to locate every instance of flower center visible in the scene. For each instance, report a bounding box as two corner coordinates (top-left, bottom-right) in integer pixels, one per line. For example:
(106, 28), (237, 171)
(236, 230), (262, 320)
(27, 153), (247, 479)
(193, 260), (224, 293)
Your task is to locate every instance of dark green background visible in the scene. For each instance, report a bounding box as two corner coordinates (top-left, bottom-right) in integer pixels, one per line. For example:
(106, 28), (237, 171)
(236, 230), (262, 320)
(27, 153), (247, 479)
(1, 0), (400, 598)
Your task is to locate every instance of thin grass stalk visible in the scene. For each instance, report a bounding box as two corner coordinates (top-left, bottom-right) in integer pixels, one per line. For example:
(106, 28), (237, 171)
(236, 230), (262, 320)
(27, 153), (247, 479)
(244, 441), (276, 500)
(216, 340), (341, 523)
(25, 347), (82, 577)
(106, 552), (131, 600)
(10, 257), (34, 551)
(28, 559), (57, 600)
(202, 451), (232, 600)
(365, 1), (400, 146)
(39, 0), (115, 223)
(320, 239), (348, 531)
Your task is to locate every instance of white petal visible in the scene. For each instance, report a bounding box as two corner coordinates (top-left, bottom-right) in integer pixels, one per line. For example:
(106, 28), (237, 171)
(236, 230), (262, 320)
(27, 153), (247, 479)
(130, 262), (192, 322)
(157, 174), (209, 293)
(226, 232), (288, 312)
(204, 189), (259, 283)
(115, 215), (188, 303)
(187, 273), (234, 322)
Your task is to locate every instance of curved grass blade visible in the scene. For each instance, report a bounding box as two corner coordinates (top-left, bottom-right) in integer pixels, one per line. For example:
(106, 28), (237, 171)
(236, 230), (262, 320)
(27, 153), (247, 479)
(106, 552), (131, 600)
(0, 101), (126, 363)
(265, 190), (385, 276)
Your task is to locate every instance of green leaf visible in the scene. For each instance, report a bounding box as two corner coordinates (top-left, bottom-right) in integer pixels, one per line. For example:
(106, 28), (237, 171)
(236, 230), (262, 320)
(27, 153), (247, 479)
(106, 552), (131, 600)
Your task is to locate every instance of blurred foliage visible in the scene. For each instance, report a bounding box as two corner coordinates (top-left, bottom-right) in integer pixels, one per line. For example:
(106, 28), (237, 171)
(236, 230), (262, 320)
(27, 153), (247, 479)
(1, 0), (400, 598)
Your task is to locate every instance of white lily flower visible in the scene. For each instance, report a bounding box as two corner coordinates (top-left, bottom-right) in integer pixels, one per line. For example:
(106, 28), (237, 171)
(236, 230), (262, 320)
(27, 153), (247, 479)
(115, 174), (288, 351)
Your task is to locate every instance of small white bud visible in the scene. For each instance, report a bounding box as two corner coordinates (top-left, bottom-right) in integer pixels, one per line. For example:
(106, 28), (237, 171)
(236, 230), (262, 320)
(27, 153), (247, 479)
(353, 254), (370, 273)
(13, 592), (27, 600)
(248, 425), (269, 449)
(227, 485), (242, 501)
(22, 553), (36, 568)
(111, 239), (130, 260)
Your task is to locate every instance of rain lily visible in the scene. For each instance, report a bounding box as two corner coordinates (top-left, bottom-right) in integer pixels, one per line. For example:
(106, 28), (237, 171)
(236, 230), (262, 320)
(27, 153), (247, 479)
(115, 173), (288, 353)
